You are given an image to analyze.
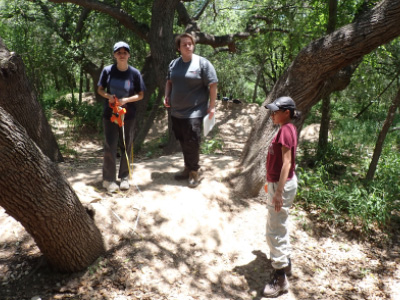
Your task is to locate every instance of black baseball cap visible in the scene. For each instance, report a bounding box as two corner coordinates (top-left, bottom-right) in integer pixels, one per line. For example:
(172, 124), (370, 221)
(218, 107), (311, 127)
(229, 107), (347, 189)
(265, 96), (296, 111)
(113, 41), (130, 53)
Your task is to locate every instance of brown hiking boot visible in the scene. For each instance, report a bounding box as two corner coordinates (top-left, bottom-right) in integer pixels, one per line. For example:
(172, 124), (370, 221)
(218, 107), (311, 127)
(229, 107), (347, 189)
(188, 170), (199, 188)
(263, 271), (289, 298)
(174, 167), (190, 180)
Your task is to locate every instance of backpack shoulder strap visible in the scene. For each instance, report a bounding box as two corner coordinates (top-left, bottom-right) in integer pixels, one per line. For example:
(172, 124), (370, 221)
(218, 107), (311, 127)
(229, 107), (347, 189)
(169, 57), (181, 69)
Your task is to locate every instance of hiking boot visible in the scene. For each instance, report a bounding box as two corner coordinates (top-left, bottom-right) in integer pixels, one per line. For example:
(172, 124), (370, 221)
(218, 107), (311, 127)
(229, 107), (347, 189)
(120, 177), (130, 191)
(174, 167), (190, 180)
(285, 258), (292, 277)
(103, 180), (119, 193)
(263, 271), (289, 298)
(188, 170), (199, 188)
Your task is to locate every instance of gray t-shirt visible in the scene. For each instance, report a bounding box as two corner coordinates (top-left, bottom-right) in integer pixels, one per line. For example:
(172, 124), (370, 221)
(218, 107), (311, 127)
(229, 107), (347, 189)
(167, 54), (218, 118)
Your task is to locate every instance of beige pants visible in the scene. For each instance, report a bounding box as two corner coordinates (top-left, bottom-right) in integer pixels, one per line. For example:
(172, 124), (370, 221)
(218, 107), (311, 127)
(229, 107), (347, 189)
(266, 175), (298, 270)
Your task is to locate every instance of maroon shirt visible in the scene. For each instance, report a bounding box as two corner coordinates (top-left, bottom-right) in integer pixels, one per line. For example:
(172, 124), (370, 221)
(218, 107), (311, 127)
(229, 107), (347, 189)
(266, 123), (297, 182)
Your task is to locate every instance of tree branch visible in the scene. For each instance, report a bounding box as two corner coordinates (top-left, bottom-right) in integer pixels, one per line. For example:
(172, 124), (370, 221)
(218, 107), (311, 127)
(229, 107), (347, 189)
(75, 8), (92, 42)
(47, 0), (150, 41)
(193, 0), (210, 20)
(176, 1), (264, 52)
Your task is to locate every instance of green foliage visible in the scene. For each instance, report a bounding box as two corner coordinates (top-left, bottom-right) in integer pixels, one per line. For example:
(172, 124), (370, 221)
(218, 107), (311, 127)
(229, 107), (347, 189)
(40, 89), (103, 134)
(142, 133), (169, 158)
(0, 0), (149, 98)
(39, 88), (62, 116)
(201, 138), (224, 155)
(56, 95), (103, 132)
(297, 155), (398, 231)
(208, 52), (254, 100)
(298, 84), (400, 231)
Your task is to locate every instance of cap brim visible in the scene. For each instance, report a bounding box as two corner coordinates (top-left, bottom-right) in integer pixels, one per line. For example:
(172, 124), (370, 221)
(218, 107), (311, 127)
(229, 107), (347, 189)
(114, 47), (130, 53)
(265, 103), (279, 111)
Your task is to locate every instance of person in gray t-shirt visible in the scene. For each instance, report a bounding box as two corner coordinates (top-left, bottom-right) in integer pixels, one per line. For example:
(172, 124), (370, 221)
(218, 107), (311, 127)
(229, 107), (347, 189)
(164, 33), (218, 188)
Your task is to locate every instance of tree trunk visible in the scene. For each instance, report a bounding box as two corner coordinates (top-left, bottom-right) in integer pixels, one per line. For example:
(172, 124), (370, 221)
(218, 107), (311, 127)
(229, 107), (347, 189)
(0, 38), (63, 162)
(134, 55), (158, 150)
(82, 60), (103, 102)
(317, 0), (338, 158)
(365, 88), (400, 181)
(317, 95), (331, 157)
(148, 0), (181, 154)
(0, 107), (105, 272)
(230, 0), (400, 197)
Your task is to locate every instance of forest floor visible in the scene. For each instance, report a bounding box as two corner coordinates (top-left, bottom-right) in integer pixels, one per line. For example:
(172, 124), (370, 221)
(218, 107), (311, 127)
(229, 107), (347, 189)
(1, 98), (400, 300)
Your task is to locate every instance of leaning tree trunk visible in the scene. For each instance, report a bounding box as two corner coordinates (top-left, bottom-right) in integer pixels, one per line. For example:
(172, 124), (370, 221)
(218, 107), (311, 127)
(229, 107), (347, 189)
(0, 38), (63, 162)
(0, 107), (105, 272)
(365, 88), (400, 181)
(230, 0), (400, 197)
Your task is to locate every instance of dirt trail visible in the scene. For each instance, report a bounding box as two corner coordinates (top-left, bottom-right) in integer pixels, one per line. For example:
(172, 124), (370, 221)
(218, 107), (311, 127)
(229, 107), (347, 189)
(1, 100), (399, 300)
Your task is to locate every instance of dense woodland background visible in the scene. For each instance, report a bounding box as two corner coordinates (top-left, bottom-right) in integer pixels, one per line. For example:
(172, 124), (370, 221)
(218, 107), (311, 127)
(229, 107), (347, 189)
(1, 0), (400, 274)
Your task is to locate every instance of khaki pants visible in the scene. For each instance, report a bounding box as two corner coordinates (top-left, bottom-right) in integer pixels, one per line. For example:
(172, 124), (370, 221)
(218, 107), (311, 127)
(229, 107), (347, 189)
(266, 175), (298, 270)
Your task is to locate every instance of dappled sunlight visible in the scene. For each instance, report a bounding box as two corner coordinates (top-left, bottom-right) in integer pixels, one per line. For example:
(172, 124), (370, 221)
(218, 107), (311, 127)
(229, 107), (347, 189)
(0, 208), (26, 243)
(2, 99), (399, 300)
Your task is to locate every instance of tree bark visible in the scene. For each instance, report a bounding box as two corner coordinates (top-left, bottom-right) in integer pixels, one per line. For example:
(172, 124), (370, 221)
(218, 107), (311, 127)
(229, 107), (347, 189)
(0, 38), (63, 162)
(148, 0), (181, 154)
(0, 107), (105, 272)
(317, 0), (338, 157)
(230, 0), (400, 197)
(365, 88), (400, 181)
(317, 95), (331, 157)
(134, 55), (158, 150)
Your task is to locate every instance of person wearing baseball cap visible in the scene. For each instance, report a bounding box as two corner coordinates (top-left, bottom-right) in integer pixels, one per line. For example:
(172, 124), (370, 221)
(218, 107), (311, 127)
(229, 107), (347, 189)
(263, 96), (300, 297)
(265, 96), (296, 112)
(97, 41), (146, 193)
(113, 41), (130, 53)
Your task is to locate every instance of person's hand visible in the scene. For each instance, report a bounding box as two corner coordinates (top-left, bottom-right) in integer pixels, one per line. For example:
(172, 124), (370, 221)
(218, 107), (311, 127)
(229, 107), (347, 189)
(108, 95), (117, 104)
(207, 106), (215, 119)
(272, 192), (283, 212)
(164, 96), (170, 108)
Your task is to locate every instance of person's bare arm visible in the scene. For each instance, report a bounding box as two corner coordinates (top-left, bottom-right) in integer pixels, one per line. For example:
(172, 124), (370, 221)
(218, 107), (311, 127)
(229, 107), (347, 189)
(97, 86), (114, 102)
(120, 91), (144, 105)
(207, 82), (218, 119)
(273, 145), (291, 212)
(164, 79), (172, 107)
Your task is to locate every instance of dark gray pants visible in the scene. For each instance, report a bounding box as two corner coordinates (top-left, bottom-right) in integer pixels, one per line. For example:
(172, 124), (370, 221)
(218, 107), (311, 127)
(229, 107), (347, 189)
(171, 116), (202, 172)
(103, 118), (135, 182)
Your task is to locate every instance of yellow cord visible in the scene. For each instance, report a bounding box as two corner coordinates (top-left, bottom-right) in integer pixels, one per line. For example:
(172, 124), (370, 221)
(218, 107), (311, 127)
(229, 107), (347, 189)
(131, 145), (134, 179)
(121, 120), (133, 180)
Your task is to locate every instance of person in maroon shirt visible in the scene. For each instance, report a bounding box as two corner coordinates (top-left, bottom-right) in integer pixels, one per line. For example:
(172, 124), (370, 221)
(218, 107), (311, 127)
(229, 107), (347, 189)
(263, 96), (301, 297)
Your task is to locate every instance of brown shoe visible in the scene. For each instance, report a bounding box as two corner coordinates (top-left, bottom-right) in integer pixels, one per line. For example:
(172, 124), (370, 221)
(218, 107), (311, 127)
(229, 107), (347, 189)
(188, 171), (199, 188)
(174, 167), (190, 180)
(263, 271), (289, 298)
